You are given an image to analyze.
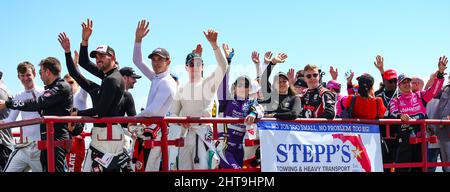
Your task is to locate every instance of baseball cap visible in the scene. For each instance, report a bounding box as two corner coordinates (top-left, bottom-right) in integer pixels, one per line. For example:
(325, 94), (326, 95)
(397, 73), (412, 85)
(294, 77), (307, 88)
(357, 73), (374, 88)
(326, 80), (341, 90)
(185, 53), (203, 66)
(90, 45), (115, 58)
(383, 69), (397, 80)
(148, 48), (170, 59)
(273, 72), (289, 83)
(119, 67), (142, 79)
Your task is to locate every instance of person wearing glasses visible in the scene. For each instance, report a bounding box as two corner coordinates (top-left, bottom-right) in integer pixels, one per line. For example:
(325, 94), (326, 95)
(373, 55), (400, 172)
(300, 64), (336, 119)
(390, 56), (447, 172)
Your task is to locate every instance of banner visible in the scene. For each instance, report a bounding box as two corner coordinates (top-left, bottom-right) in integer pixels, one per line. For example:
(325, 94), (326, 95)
(258, 121), (383, 172)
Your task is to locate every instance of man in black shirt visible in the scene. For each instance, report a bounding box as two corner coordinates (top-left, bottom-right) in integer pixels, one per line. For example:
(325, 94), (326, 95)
(70, 19), (129, 172)
(0, 57), (73, 172)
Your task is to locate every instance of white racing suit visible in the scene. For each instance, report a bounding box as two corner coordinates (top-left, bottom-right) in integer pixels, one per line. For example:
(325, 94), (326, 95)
(83, 125), (131, 172)
(177, 124), (219, 170)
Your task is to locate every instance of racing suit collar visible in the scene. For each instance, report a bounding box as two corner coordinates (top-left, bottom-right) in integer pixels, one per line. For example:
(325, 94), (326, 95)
(44, 77), (63, 89)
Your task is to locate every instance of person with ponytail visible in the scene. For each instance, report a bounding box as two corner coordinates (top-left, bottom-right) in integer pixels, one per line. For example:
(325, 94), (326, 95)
(343, 73), (386, 119)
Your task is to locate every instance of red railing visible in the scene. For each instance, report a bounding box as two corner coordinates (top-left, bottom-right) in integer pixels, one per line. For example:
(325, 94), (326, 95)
(1, 116), (450, 172)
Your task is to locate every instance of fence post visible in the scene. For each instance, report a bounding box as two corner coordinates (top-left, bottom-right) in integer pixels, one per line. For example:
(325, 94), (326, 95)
(160, 120), (169, 171)
(46, 121), (56, 172)
(421, 123), (428, 172)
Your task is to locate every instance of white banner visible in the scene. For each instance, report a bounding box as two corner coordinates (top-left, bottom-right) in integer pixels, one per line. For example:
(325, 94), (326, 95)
(258, 121), (383, 172)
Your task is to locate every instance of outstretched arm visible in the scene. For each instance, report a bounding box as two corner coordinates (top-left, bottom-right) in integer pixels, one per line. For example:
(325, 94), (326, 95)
(58, 32), (100, 93)
(133, 19), (156, 80)
(78, 19), (104, 79)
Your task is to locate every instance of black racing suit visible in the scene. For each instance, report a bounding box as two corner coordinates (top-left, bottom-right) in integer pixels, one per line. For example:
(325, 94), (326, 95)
(6, 78), (73, 172)
(300, 85), (336, 119)
(77, 44), (131, 172)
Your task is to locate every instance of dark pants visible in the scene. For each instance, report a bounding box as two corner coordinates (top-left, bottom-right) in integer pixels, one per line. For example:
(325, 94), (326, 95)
(427, 148), (441, 172)
(381, 139), (398, 172)
(395, 141), (422, 172)
(40, 146), (68, 172)
(0, 145), (12, 172)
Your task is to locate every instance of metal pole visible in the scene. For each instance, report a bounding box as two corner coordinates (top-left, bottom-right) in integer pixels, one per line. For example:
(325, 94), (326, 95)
(46, 121), (56, 172)
(160, 120), (169, 171)
(421, 123), (428, 172)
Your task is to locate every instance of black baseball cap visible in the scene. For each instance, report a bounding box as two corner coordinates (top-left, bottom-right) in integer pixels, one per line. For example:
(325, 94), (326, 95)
(185, 52), (203, 66)
(148, 48), (170, 59)
(90, 45), (116, 58)
(120, 67), (141, 79)
(294, 77), (307, 88)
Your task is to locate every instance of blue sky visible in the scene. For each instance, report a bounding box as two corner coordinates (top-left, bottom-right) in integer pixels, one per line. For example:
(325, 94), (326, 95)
(1, 0), (450, 110)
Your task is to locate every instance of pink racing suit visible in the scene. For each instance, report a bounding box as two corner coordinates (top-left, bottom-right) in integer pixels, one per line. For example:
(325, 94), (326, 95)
(389, 75), (444, 172)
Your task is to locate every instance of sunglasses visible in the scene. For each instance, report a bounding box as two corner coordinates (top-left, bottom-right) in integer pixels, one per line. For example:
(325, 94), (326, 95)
(387, 79), (397, 84)
(305, 73), (319, 79)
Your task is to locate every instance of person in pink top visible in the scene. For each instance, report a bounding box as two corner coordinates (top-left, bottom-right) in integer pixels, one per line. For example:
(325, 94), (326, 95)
(390, 56), (447, 172)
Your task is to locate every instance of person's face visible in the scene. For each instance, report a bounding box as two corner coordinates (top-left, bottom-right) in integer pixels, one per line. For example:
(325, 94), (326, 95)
(124, 76), (137, 89)
(151, 55), (170, 74)
(39, 67), (50, 85)
(95, 53), (114, 72)
(18, 68), (35, 90)
(385, 78), (398, 91)
(399, 79), (412, 93)
(234, 79), (250, 99)
(411, 78), (424, 92)
(186, 58), (203, 76)
(276, 76), (289, 94)
(64, 76), (79, 94)
(304, 69), (320, 88)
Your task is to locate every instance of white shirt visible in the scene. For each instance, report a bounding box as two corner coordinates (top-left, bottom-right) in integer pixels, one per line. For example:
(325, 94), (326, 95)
(133, 43), (177, 117)
(73, 88), (91, 110)
(4, 86), (44, 142)
(170, 47), (228, 118)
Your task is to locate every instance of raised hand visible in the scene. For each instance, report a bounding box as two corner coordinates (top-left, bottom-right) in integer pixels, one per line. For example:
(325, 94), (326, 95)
(135, 19), (150, 43)
(263, 51), (273, 64)
(203, 29), (219, 48)
(222, 43), (234, 59)
(251, 51), (260, 64)
(345, 70), (354, 83)
(193, 44), (203, 57)
(374, 55), (384, 73)
(272, 53), (288, 64)
(287, 68), (296, 85)
(81, 19), (93, 45)
(438, 55), (448, 73)
(244, 114), (256, 125)
(57, 32), (71, 53)
(329, 66), (338, 80)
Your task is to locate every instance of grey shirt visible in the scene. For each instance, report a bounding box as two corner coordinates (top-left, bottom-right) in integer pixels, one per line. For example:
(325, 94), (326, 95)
(0, 81), (13, 150)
